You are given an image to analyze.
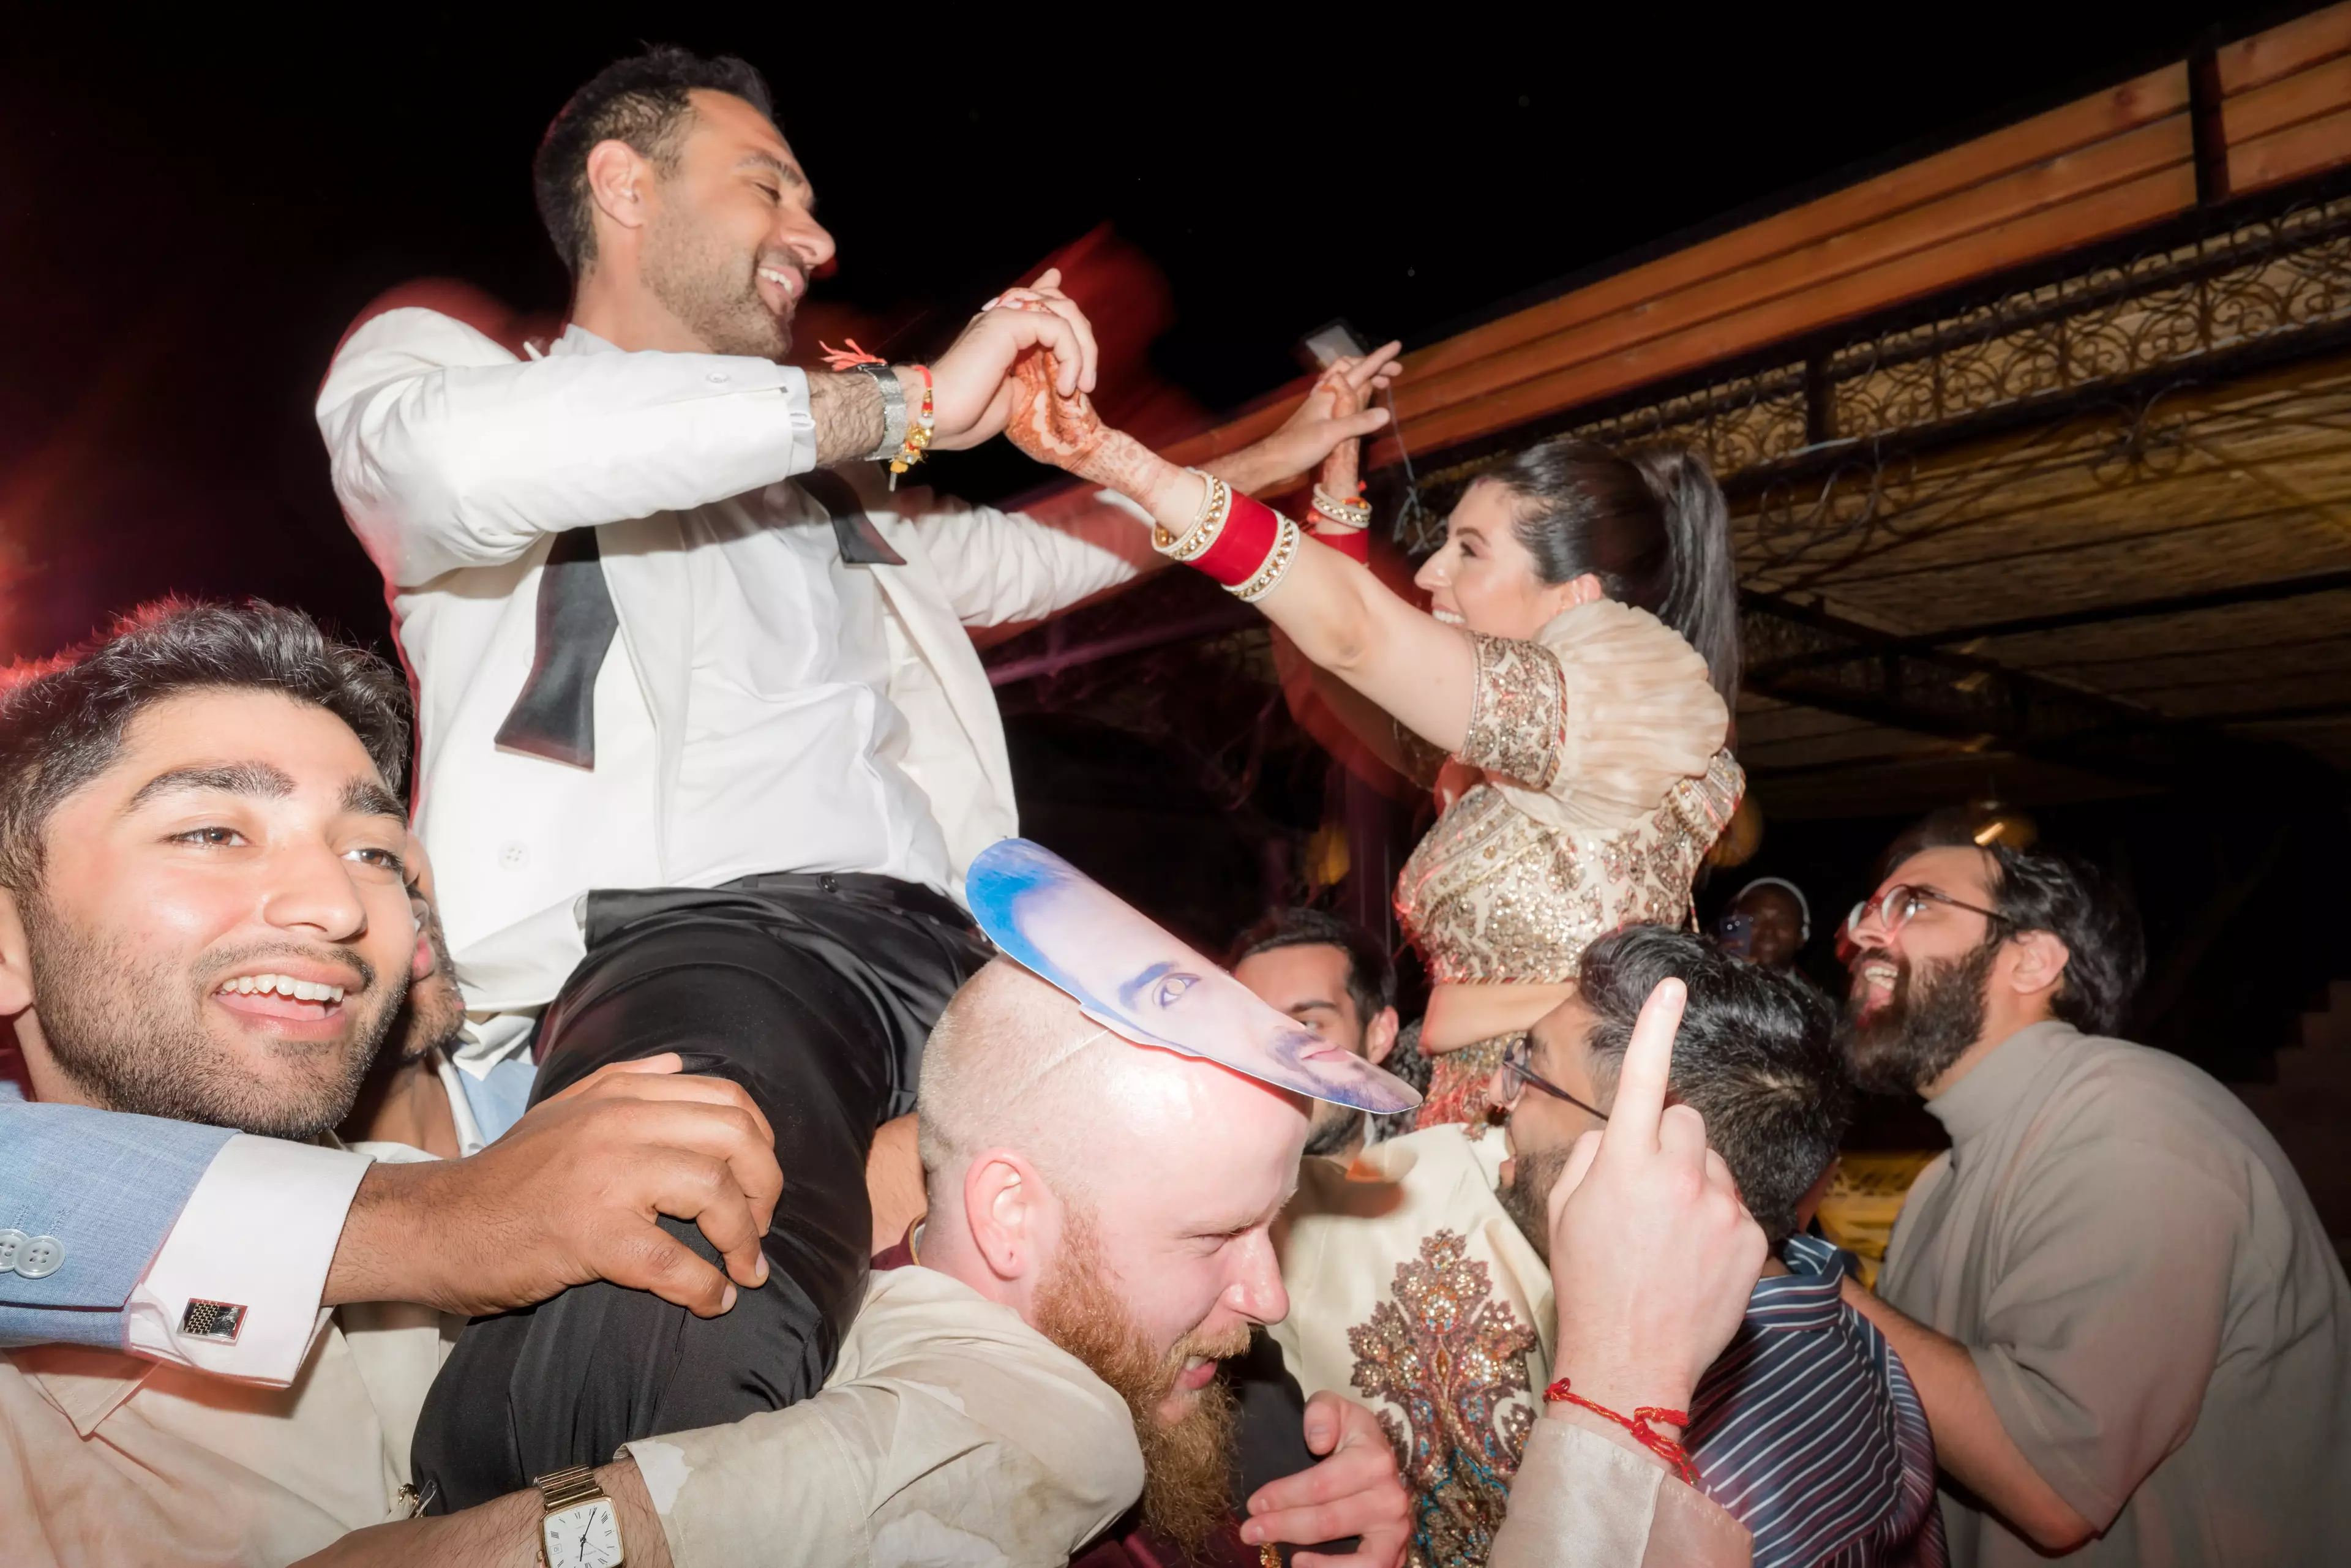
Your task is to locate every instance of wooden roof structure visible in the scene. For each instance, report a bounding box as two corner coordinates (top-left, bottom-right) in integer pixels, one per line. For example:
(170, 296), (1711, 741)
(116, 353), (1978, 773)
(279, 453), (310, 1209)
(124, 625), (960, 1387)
(1113, 5), (2351, 819)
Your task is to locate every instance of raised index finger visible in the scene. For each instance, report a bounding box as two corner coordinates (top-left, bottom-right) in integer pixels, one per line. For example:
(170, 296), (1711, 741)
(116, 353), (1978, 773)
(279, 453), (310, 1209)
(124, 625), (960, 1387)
(1598, 977), (1684, 1161)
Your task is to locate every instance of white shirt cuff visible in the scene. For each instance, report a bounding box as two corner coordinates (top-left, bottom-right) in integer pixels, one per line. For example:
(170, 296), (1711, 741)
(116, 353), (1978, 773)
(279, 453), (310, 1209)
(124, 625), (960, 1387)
(120, 1134), (373, 1386)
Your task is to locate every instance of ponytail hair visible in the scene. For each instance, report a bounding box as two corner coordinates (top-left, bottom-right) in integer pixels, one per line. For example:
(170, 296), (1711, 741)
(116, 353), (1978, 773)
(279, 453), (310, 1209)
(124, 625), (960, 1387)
(1482, 438), (1741, 705)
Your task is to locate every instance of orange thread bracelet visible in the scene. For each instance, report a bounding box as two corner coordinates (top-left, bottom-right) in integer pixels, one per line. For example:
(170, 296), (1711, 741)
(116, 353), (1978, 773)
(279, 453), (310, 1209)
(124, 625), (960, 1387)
(819, 339), (887, 370)
(1543, 1378), (1698, 1487)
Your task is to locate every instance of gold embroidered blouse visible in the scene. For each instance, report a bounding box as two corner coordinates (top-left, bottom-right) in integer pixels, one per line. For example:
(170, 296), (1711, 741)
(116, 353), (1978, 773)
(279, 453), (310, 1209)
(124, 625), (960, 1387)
(1395, 600), (1742, 989)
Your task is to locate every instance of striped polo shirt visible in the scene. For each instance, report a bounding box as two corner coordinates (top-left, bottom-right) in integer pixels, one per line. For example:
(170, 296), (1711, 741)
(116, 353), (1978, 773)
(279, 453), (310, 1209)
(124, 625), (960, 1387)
(1685, 1234), (1946, 1567)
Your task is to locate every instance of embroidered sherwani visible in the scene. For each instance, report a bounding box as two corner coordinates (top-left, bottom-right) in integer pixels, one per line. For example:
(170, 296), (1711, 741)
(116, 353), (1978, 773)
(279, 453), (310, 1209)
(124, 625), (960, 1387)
(1274, 1128), (1751, 1568)
(1396, 600), (1742, 1127)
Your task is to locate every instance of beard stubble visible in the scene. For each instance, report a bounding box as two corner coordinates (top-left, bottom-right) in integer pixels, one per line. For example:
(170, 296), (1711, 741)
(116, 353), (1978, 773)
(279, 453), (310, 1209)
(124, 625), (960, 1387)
(23, 892), (398, 1140)
(1302, 1100), (1368, 1159)
(1496, 1141), (1576, 1264)
(641, 200), (792, 361)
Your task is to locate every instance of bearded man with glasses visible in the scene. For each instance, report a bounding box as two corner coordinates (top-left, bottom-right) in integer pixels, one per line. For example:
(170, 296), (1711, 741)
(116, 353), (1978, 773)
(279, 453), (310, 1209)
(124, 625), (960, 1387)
(1834, 819), (2351, 1566)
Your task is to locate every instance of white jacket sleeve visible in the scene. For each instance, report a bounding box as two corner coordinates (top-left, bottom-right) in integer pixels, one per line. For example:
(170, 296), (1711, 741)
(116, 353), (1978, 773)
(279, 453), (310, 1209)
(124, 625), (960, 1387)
(898, 478), (1163, 629)
(315, 307), (819, 586)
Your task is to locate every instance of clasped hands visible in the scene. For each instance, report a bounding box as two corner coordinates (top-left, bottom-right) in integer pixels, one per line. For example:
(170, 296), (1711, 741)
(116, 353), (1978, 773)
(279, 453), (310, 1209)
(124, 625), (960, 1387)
(926, 269), (1404, 497)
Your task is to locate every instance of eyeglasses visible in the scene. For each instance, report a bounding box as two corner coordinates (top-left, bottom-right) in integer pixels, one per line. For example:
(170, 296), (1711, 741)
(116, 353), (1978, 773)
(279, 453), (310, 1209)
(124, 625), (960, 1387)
(1843, 883), (2010, 941)
(1494, 1036), (1609, 1121)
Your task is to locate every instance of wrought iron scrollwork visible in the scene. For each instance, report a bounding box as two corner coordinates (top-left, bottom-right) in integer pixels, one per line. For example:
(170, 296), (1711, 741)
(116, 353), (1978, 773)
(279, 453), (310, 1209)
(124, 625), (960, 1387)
(1398, 190), (2351, 579)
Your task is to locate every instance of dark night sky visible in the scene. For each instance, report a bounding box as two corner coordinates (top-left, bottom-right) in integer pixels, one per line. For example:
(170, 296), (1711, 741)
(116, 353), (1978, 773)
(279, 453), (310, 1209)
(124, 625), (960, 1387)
(0, 5), (2286, 663)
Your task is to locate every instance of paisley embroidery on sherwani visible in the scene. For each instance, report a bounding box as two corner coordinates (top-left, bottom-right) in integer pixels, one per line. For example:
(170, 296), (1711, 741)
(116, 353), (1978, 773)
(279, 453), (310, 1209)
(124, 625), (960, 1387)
(1348, 1231), (1540, 1568)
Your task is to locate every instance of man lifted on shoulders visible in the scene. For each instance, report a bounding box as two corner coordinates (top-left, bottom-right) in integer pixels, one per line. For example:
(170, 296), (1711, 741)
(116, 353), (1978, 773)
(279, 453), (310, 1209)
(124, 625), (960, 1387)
(315, 46), (1393, 1501)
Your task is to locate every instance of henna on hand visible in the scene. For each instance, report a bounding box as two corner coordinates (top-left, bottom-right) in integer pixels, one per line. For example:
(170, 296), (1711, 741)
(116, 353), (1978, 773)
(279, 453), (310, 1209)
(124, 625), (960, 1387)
(1314, 366), (1364, 522)
(1002, 348), (1175, 505)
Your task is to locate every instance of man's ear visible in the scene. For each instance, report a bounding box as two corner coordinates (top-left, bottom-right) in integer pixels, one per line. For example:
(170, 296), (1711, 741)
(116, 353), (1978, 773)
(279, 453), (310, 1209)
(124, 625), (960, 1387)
(584, 139), (653, 238)
(0, 885), (36, 1019)
(2005, 928), (2072, 1007)
(961, 1149), (1055, 1285)
(1364, 1005), (1401, 1068)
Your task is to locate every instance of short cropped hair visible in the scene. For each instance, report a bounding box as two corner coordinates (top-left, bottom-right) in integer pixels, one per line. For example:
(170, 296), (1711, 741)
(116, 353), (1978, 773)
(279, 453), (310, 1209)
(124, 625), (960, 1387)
(1229, 907), (1397, 1029)
(534, 45), (776, 278)
(0, 599), (412, 895)
(916, 959), (1126, 1209)
(1577, 926), (1848, 1244)
(1880, 816), (2145, 1035)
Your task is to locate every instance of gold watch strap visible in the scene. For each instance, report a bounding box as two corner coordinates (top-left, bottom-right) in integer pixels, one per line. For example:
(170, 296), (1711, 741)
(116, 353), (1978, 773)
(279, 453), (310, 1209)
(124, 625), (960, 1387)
(535, 1464), (606, 1512)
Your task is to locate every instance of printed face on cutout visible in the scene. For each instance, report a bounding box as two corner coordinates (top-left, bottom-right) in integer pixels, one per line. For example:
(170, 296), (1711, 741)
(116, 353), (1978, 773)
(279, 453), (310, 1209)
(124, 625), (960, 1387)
(965, 840), (1419, 1117)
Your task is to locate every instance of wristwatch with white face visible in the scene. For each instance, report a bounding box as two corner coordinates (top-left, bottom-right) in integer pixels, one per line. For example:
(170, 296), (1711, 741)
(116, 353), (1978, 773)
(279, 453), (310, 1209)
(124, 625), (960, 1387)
(534, 1464), (624, 1567)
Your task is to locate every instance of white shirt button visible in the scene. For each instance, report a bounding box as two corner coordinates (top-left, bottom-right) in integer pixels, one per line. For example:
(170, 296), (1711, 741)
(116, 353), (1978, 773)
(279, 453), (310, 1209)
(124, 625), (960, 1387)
(0, 1229), (25, 1272)
(706, 371), (730, 383)
(499, 842), (530, 871)
(15, 1234), (63, 1278)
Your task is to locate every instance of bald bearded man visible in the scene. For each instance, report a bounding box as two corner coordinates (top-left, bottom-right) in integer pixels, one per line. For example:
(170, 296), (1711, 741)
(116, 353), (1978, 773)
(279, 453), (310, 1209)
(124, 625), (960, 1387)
(310, 956), (1413, 1567)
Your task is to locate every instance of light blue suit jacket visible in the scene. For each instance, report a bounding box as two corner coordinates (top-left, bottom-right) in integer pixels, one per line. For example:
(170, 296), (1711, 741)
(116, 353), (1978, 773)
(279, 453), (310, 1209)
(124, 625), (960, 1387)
(0, 1095), (234, 1349)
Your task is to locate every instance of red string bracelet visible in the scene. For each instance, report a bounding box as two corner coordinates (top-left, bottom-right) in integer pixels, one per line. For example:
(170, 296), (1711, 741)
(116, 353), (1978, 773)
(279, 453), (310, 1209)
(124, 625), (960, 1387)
(1543, 1378), (1698, 1487)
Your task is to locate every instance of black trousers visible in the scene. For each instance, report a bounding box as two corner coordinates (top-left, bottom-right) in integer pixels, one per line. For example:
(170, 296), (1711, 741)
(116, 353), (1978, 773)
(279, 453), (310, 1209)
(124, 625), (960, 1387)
(410, 873), (990, 1513)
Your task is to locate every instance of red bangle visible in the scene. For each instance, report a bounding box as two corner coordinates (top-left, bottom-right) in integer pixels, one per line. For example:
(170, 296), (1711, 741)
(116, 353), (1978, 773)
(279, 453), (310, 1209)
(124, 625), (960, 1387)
(1318, 526), (1371, 564)
(1543, 1378), (1698, 1487)
(1191, 490), (1284, 587)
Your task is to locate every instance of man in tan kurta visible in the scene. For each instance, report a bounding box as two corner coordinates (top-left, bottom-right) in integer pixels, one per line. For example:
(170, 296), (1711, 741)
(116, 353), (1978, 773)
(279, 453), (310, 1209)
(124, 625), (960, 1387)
(1842, 829), (2351, 1564)
(0, 1246), (457, 1567)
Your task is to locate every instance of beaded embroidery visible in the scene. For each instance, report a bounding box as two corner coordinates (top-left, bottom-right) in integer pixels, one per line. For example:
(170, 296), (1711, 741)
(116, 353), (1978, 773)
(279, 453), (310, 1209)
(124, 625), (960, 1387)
(1349, 1231), (1541, 1568)
(1460, 633), (1566, 792)
(1398, 754), (1743, 991)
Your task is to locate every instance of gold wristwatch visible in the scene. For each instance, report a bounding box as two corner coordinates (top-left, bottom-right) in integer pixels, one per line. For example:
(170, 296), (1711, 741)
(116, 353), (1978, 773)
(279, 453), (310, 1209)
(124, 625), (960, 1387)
(534, 1464), (625, 1566)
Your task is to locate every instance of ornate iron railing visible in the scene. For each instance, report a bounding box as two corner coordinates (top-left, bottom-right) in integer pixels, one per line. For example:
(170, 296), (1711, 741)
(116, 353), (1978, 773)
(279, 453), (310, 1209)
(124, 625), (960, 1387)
(1393, 180), (2351, 560)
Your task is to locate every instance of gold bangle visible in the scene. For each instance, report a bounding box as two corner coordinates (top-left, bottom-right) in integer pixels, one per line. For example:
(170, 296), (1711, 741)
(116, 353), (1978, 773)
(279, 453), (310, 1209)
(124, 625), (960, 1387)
(1157, 473), (1232, 562)
(1230, 512), (1302, 602)
(1152, 468), (1215, 546)
(1311, 485), (1373, 529)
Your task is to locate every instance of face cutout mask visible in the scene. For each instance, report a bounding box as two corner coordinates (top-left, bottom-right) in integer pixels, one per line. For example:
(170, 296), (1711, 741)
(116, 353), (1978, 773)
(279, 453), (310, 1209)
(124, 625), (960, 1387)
(966, 839), (1422, 1116)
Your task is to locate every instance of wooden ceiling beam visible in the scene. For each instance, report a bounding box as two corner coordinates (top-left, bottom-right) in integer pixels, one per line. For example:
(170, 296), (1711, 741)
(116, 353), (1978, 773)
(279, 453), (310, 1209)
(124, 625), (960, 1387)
(1741, 589), (2337, 798)
(1158, 7), (2351, 481)
(1755, 568), (2351, 675)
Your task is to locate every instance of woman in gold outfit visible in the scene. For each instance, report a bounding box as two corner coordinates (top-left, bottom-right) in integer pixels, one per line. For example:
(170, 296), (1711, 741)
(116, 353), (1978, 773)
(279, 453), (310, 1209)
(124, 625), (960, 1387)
(1006, 349), (1742, 1128)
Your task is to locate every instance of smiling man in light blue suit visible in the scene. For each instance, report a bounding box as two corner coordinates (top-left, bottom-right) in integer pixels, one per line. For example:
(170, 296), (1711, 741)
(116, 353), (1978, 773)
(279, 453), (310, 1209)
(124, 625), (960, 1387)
(0, 602), (780, 1384)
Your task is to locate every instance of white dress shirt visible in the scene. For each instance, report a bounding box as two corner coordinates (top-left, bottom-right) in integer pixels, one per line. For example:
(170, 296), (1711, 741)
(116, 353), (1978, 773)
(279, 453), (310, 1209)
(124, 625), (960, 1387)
(91, 304), (1153, 1379)
(122, 1137), (372, 1386)
(317, 307), (1156, 1010)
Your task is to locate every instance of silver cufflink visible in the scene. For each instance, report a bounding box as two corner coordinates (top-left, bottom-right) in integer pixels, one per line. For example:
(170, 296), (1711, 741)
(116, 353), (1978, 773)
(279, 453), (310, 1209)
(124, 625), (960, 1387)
(179, 1299), (247, 1341)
